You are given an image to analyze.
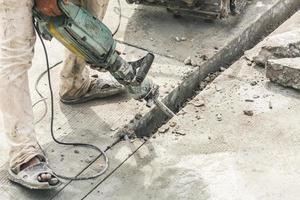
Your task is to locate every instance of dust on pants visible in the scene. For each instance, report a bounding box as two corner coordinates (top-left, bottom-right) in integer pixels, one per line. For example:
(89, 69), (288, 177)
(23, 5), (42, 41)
(0, 0), (109, 172)
(59, 0), (109, 100)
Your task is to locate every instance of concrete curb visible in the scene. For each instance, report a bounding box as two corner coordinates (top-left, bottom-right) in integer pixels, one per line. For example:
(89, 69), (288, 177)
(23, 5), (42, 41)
(128, 0), (300, 137)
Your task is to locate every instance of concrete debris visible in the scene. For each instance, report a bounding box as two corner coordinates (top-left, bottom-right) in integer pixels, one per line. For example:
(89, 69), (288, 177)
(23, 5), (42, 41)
(191, 59), (198, 67)
(184, 56), (192, 65)
(216, 113), (223, 121)
(175, 36), (187, 42)
(174, 131), (186, 136)
(192, 100), (205, 107)
(245, 99), (254, 102)
(169, 122), (177, 128)
(220, 67), (226, 72)
(199, 71), (221, 90)
(134, 113), (143, 120)
(243, 110), (254, 116)
(215, 84), (222, 92)
(200, 55), (208, 61)
(266, 58), (300, 90)
(195, 115), (203, 120)
(110, 127), (119, 131)
(250, 81), (258, 86)
(269, 100), (273, 109)
(252, 30), (300, 66)
(91, 74), (99, 78)
(246, 59), (253, 66)
(158, 125), (170, 133)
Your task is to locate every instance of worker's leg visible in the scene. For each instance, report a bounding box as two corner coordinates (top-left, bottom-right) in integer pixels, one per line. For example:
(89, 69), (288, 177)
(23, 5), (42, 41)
(0, 0), (59, 187)
(0, 0), (43, 172)
(59, 0), (124, 103)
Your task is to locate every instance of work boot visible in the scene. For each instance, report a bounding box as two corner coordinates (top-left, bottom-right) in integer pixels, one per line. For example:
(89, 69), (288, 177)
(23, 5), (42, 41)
(60, 77), (126, 104)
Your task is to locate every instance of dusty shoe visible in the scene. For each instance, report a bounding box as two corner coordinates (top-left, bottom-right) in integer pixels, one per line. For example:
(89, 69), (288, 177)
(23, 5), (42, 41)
(60, 78), (126, 104)
(8, 157), (60, 190)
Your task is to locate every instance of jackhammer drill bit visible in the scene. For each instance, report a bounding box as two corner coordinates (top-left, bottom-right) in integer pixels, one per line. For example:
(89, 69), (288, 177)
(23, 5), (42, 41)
(154, 98), (176, 118)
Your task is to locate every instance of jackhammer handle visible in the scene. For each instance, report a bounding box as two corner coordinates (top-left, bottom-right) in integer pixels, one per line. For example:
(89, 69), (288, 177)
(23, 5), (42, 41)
(136, 53), (154, 83)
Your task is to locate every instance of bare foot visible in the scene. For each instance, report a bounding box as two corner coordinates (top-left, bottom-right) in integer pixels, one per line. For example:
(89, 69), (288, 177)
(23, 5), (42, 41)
(20, 157), (59, 186)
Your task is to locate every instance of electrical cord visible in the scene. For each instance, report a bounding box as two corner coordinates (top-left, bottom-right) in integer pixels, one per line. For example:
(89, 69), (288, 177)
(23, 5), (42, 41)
(32, 61), (62, 124)
(112, 0), (122, 37)
(34, 22), (109, 181)
(31, 1), (123, 180)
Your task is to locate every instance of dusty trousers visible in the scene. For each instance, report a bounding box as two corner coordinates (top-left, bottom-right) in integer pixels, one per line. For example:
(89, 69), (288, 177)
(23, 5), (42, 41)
(0, 0), (109, 172)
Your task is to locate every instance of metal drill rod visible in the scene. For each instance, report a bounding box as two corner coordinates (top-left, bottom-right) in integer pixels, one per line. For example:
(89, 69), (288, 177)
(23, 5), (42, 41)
(154, 98), (176, 118)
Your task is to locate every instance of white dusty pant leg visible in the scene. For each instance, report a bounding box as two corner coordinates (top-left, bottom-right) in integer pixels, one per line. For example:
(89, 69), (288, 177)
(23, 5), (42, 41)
(0, 0), (44, 172)
(59, 0), (110, 100)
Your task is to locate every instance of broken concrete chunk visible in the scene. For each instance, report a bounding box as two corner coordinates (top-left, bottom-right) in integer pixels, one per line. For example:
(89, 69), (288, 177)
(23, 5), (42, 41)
(252, 30), (300, 66)
(184, 56), (192, 65)
(243, 110), (254, 116)
(158, 125), (170, 133)
(169, 122), (177, 128)
(216, 113), (223, 121)
(266, 57), (300, 90)
(250, 81), (258, 86)
(192, 99), (205, 107)
(181, 37), (187, 41)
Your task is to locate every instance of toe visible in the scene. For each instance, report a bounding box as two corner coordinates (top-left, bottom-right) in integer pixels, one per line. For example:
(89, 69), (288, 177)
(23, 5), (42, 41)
(49, 177), (59, 186)
(40, 173), (48, 182)
(39, 173), (52, 182)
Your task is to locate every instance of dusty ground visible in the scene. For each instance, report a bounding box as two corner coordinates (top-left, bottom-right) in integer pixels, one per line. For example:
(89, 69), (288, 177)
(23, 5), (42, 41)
(0, 1), (299, 200)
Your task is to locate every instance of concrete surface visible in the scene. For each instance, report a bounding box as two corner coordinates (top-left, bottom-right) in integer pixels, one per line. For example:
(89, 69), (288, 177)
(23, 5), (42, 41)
(267, 57), (300, 90)
(89, 17), (300, 199)
(252, 29), (300, 66)
(0, 1), (299, 200)
(245, 11), (300, 62)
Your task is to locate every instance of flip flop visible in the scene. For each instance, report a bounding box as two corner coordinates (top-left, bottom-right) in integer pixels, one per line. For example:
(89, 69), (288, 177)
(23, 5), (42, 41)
(8, 162), (61, 190)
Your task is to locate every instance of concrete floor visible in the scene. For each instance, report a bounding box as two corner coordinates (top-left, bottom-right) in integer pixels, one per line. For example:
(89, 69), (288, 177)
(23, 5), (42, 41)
(0, 1), (299, 200)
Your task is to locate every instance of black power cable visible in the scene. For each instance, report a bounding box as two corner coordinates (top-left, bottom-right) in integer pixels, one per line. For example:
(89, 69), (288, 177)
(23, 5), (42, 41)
(33, 22), (109, 181)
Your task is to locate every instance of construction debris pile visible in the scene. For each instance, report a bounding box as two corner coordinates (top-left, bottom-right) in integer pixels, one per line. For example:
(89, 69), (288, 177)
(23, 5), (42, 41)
(247, 30), (300, 90)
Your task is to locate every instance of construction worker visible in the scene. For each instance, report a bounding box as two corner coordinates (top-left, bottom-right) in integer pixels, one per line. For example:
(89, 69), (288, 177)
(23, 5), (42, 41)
(0, 0), (124, 189)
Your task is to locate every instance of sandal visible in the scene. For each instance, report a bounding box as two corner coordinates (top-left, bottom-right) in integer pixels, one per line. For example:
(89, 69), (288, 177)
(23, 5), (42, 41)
(60, 78), (126, 104)
(8, 162), (61, 190)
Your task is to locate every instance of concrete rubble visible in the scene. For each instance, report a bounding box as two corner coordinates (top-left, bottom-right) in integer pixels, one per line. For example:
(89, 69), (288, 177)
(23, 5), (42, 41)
(253, 30), (300, 66)
(245, 11), (300, 90)
(266, 57), (300, 90)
